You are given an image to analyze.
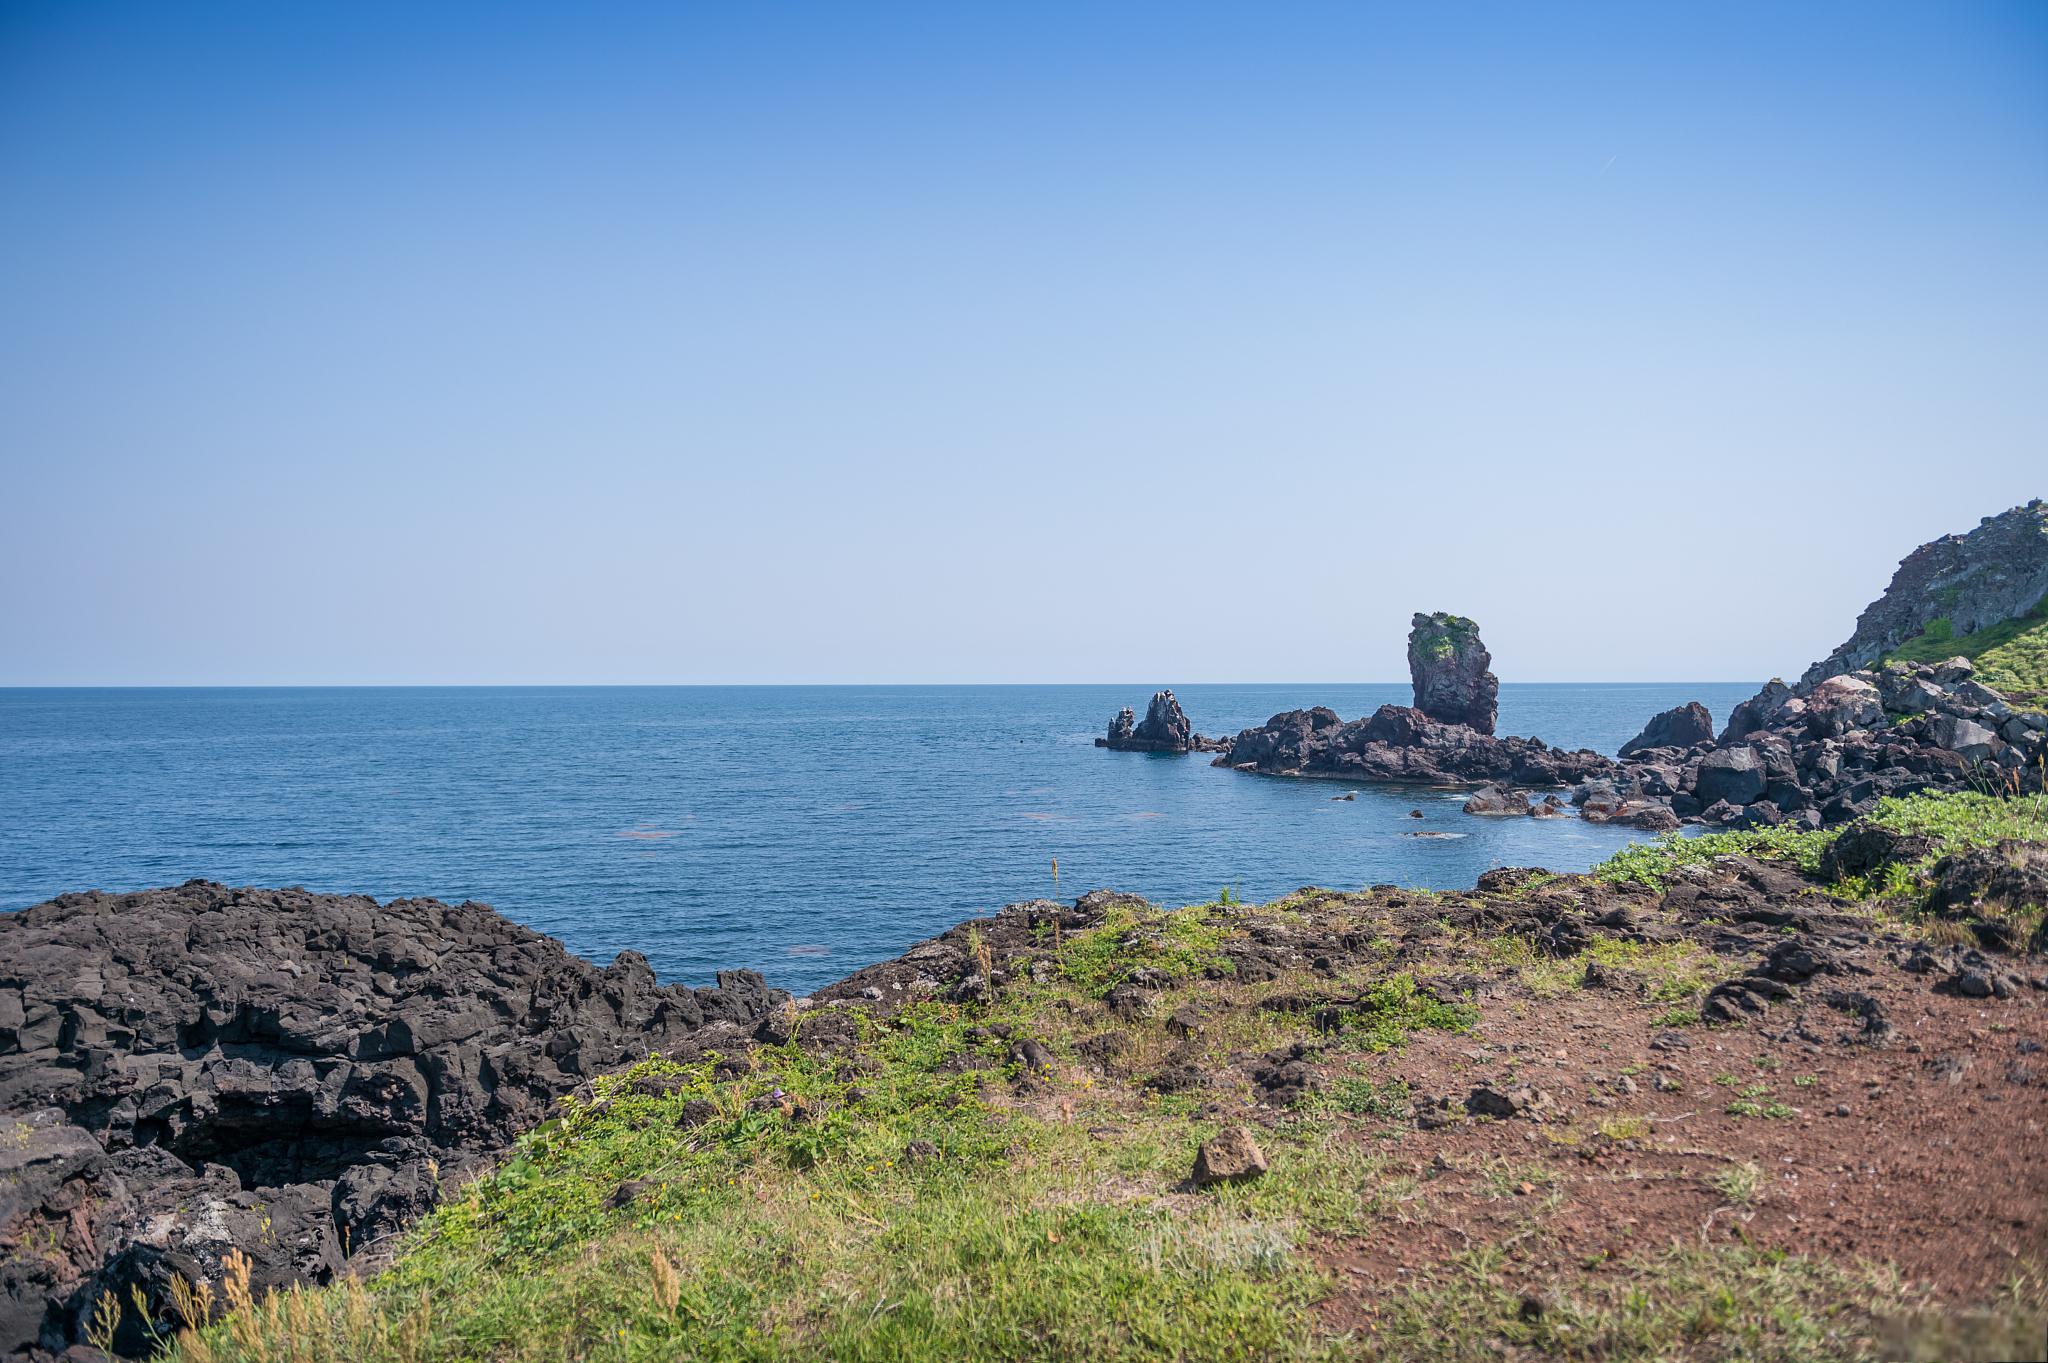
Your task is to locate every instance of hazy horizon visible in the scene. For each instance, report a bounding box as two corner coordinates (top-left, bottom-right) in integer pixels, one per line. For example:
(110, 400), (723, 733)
(4, 3), (2044, 686)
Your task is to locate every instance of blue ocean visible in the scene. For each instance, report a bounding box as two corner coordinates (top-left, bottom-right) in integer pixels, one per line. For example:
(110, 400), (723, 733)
(0, 683), (1755, 993)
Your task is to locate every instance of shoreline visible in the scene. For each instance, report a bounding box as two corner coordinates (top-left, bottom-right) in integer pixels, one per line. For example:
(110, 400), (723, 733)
(6, 789), (2046, 1357)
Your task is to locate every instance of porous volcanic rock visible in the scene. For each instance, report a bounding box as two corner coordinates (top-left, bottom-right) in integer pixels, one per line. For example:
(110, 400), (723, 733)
(0, 881), (785, 1357)
(1408, 612), (1499, 734)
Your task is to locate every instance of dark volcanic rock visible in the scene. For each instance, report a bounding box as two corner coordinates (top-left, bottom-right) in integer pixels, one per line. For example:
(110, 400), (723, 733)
(1408, 612), (1499, 734)
(1216, 705), (1612, 789)
(1818, 821), (1938, 883)
(1693, 747), (1767, 807)
(1098, 690), (1200, 753)
(1927, 842), (2048, 951)
(0, 881), (785, 1356)
(1619, 702), (1714, 758)
(1105, 707), (1135, 746)
(1799, 499), (2048, 689)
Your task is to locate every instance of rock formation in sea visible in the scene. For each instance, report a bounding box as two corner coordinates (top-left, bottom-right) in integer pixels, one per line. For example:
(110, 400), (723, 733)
(1214, 701), (1611, 788)
(1213, 613), (1608, 788)
(1407, 612), (1499, 734)
(0, 881), (785, 1358)
(1797, 499), (2048, 690)
(1619, 702), (1714, 758)
(1097, 690), (1222, 753)
(1203, 515), (2048, 831)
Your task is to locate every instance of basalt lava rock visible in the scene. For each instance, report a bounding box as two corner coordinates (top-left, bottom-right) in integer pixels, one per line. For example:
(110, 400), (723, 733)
(1408, 612), (1500, 735)
(1098, 690), (1203, 753)
(0, 881), (786, 1357)
(1619, 702), (1714, 758)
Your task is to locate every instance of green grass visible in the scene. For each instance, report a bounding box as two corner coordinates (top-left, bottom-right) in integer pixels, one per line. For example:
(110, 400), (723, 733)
(160, 985), (1356, 1363)
(1593, 791), (2048, 897)
(1882, 593), (2048, 700)
(1354, 1243), (2039, 1363)
(1483, 935), (1717, 1006)
(1338, 972), (1478, 1051)
(141, 830), (2048, 1363)
(1058, 901), (1235, 998)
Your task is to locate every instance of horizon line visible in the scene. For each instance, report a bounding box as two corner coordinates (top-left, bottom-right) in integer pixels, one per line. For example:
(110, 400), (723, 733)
(0, 679), (1768, 691)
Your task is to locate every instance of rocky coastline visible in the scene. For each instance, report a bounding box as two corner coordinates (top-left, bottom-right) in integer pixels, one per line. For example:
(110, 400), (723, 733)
(1098, 503), (2048, 832)
(7, 797), (2048, 1357)
(0, 883), (789, 1358)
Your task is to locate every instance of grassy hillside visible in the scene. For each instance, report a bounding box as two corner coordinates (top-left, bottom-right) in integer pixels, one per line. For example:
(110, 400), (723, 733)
(1882, 594), (2048, 702)
(135, 792), (2048, 1363)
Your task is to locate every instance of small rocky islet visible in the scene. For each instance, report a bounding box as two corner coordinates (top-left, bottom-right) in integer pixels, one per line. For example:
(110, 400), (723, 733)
(4, 501), (2046, 1360)
(1097, 500), (2048, 832)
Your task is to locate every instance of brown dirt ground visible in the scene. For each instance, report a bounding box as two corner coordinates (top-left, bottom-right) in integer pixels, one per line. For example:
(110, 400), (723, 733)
(1313, 964), (2048, 1331)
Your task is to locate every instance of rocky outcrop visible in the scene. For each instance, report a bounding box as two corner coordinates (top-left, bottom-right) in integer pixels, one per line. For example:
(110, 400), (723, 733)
(1798, 500), (2048, 689)
(1408, 613), (1499, 734)
(1619, 703), (1713, 758)
(0, 882), (784, 1358)
(1215, 703), (1611, 788)
(1605, 659), (2046, 832)
(1097, 690), (1222, 753)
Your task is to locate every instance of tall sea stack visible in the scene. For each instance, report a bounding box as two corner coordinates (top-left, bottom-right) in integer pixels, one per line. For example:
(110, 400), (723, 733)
(1407, 612), (1499, 735)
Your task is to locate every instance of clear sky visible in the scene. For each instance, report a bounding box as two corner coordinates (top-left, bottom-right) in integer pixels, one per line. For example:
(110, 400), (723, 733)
(2, 2), (2043, 685)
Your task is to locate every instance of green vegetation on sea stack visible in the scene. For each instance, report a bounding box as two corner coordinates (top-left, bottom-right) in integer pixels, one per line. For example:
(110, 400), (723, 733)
(148, 795), (2048, 1363)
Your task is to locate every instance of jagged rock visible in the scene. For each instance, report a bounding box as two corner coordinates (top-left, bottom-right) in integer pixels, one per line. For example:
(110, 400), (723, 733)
(1694, 747), (1767, 807)
(1191, 1126), (1268, 1186)
(1463, 785), (1531, 816)
(1927, 842), (2048, 951)
(1408, 613), (1499, 734)
(1800, 500), (2048, 687)
(1819, 821), (1938, 882)
(1929, 714), (2000, 760)
(1804, 676), (1885, 738)
(0, 881), (785, 1357)
(1620, 702), (1714, 757)
(1098, 690), (1196, 753)
(1463, 1082), (1552, 1120)
(1105, 707), (1135, 745)
(1216, 704), (1610, 789)
(1722, 680), (1794, 744)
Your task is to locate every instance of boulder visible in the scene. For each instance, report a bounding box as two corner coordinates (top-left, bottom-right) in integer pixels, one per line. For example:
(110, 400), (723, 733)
(1927, 843), (2048, 948)
(1721, 679), (1795, 743)
(1619, 702), (1713, 757)
(1929, 714), (1999, 761)
(1805, 676), (1884, 738)
(1191, 1126), (1268, 1186)
(1407, 612), (1499, 735)
(1693, 747), (1767, 807)
(1463, 785), (1531, 816)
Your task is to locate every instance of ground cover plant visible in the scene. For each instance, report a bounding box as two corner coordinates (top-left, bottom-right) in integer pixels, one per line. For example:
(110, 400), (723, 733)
(140, 794), (2048, 1363)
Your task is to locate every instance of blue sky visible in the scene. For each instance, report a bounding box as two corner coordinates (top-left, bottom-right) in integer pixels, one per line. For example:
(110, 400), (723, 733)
(2, 2), (2044, 684)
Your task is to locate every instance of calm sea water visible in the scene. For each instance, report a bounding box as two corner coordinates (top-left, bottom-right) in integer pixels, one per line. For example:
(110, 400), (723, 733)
(0, 684), (1755, 993)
